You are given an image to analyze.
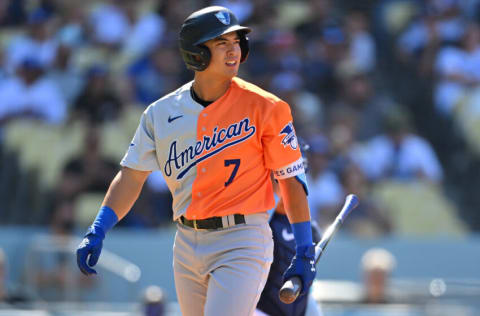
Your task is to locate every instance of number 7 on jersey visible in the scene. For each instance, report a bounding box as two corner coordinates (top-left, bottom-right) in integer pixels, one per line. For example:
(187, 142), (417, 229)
(224, 159), (240, 186)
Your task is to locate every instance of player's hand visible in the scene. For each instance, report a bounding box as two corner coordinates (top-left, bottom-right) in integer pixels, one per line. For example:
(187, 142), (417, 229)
(283, 244), (316, 296)
(76, 227), (104, 275)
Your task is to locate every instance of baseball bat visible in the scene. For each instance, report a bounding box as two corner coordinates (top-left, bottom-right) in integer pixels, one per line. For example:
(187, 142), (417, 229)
(278, 194), (359, 304)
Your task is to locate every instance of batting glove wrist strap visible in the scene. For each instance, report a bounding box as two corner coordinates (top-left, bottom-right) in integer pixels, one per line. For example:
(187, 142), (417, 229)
(291, 221), (313, 248)
(88, 206), (119, 239)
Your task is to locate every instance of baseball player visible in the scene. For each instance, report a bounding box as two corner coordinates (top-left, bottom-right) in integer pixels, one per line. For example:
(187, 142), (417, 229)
(76, 6), (316, 316)
(256, 141), (323, 316)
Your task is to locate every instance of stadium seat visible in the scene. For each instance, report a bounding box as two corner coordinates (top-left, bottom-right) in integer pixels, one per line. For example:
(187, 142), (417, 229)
(73, 192), (105, 228)
(100, 105), (144, 162)
(453, 88), (480, 156)
(372, 181), (466, 236)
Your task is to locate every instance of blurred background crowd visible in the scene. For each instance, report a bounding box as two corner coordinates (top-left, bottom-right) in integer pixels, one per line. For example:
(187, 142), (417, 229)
(0, 0), (480, 315)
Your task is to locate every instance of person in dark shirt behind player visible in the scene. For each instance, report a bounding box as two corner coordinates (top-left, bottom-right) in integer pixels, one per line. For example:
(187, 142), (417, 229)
(256, 139), (324, 316)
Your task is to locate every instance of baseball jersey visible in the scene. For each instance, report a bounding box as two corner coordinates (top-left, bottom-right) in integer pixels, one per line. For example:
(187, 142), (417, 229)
(121, 77), (304, 220)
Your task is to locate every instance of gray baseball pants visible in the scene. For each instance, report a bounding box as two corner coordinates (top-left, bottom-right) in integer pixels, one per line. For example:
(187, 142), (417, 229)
(173, 212), (274, 316)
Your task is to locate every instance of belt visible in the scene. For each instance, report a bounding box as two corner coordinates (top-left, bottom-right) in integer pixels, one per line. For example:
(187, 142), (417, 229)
(179, 214), (245, 230)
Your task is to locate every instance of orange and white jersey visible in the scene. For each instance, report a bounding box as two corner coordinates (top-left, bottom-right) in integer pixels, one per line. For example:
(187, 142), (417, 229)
(121, 77), (304, 220)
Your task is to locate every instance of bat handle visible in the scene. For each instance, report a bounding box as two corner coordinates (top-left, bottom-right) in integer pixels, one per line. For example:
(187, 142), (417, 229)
(279, 276), (302, 304)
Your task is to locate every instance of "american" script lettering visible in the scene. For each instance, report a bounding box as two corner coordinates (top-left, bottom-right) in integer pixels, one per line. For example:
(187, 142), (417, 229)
(164, 117), (256, 179)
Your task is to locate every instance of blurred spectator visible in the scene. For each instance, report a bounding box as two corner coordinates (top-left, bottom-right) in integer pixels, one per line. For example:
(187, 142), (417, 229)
(434, 22), (480, 115)
(213, 0), (254, 23)
(245, 30), (297, 85)
(4, 7), (58, 74)
(155, 0), (195, 35)
(56, 126), (118, 201)
(55, 3), (88, 48)
(302, 25), (347, 100)
(37, 0), (59, 17)
(398, 0), (465, 53)
(72, 65), (124, 124)
(344, 11), (376, 73)
(305, 135), (343, 223)
(0, 0), (27, 26)
(361, 247), (396, 304)
(0, 58), (67, 125)
(88, 0), (164, 55)
(122, 1), (165, 57)
(142, 285), (167, 316)
(46, 44), (85, 105)
(270, 71), (325, 136)
(88, 0), (130, 48)
(339, 163), (392, 237)
(397, 0), (466, 73)
(243, 0), (277, 32)
(330, 64), (395, 142)
(295, 0), (333, 41)
(127, 45), (183, 106)
(358, 107), (444, 183)
(327, 120), (358, 174)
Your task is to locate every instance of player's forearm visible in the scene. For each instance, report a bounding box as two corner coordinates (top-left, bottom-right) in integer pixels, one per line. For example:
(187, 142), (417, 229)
(277, 177), (311, 224)
(102, 167), (151, 221)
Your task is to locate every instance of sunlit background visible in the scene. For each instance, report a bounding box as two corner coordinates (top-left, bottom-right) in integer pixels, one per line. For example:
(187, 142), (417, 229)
(0, 0), (480, 315)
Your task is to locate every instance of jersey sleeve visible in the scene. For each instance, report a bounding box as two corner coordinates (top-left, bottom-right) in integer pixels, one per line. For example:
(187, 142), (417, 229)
(262, 100), (304, 179)
(120, 107), (160, 171)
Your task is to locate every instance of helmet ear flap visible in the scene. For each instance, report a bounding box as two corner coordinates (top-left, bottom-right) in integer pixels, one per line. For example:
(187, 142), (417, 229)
(180, 45), (211, 71)
(239, 34), (249, 63)
(197, 45), (211, 70)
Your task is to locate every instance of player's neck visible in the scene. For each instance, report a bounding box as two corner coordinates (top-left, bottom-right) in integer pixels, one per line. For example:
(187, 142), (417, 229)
(192, 75), (232, 102)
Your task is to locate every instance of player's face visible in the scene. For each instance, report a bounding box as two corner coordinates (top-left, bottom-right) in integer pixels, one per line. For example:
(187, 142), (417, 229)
(204, 31), (241, 79)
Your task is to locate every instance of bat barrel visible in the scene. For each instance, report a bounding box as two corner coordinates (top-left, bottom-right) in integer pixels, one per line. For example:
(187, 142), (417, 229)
(337, 194), (359, 222)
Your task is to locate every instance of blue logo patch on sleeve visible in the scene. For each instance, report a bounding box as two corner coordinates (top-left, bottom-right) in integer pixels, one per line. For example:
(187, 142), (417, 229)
(280, 122), (298, 150)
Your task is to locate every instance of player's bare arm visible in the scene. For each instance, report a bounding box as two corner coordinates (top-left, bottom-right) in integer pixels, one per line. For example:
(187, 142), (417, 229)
(277, 177), (311, 223)
(102, 167), (151, 220)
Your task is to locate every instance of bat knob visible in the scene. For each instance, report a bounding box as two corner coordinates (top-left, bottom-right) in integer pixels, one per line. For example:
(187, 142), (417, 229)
(279, 277), (301, 304)
(279, 285), (296, 304)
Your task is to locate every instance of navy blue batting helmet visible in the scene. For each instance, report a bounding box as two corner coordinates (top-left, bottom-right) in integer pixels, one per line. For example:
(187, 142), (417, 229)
(179, 6), (251, 71)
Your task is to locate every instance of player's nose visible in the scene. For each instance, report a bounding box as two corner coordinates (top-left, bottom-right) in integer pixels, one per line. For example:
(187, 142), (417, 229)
(226, 46), (240, 59)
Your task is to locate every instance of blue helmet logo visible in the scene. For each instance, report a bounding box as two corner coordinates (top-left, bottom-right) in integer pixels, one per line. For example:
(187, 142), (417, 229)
(280, 122), (298, 150)
(215, 11), (230, 25)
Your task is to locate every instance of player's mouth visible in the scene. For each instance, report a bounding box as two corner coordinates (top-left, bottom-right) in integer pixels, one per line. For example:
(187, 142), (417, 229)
(225, 60), (238, 67)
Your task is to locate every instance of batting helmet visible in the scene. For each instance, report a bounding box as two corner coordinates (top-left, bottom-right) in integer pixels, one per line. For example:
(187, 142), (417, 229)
(179, 6), (251, 71)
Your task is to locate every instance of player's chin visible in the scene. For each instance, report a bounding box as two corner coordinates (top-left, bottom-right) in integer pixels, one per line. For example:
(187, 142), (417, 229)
(223, 66), (239, 77)
(219, 69), (238, 80)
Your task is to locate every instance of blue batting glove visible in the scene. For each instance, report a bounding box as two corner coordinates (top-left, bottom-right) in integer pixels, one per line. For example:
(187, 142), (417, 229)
(76, 227), (105, 276)
(283, 244), (316, 296)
